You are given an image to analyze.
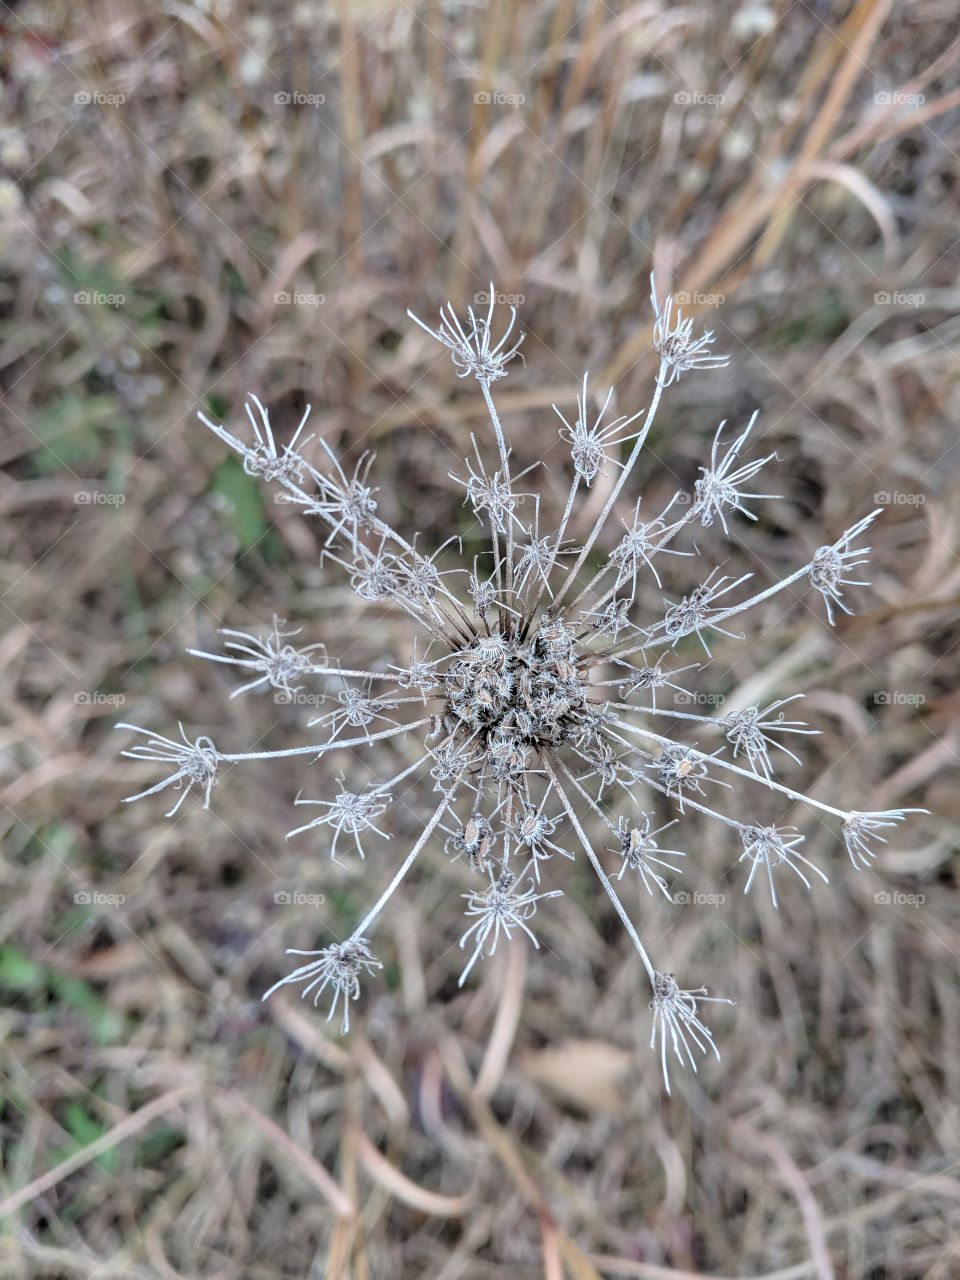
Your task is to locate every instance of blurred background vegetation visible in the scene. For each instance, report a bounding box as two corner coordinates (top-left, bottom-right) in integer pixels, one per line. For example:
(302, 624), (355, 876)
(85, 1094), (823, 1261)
(1, 1), (959, 1276)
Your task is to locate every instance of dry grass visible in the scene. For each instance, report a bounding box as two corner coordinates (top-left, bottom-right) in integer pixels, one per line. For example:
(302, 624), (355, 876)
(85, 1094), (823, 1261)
(1, 1), (959, 1276)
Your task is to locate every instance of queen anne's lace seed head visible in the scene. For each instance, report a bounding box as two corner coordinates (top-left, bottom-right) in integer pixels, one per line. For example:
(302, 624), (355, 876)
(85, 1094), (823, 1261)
(408, 287), (524, 384)
(693, 414), (780, 534)
(613, 814), (684, 898)
(617, 657), (699, 709)
(582, 596), (634, 640)
(842, 809), (922, 870)
(649, 972), (734, 1095)
(429, 739), (478, 793)
(338, 688), (396, 729)
(651, 275), (730, 387)
(461, 458), (519, 534)
(198, 394), (313, 486)
(458, 870), (562, 985)
(655, 743), (709, 804)
(510, 803), (569, 879)
(288, 784), (392, 860)
(120, 724), (220, 816)
(808, 509), (881, 625)
(349, 540), (401, 602)
(468, 567), (499, 616)
(445, 814), (495, 873)
(555, 373), (644, 486)
(121, 285), (922, 1094)
(611, 510), (663, 592)
(516, 532), (569, 592)
(261, 939), (382, 1033)
(394, 653), (442, 696)
(188, 617), (322, 700)
(738, 823), (828, 908)
(721, 696), (816, 780)
(659, 569), (750, 656)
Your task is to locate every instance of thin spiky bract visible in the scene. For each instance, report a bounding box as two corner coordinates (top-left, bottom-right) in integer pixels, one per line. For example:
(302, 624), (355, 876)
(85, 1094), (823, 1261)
(121, 281), (921, 1096)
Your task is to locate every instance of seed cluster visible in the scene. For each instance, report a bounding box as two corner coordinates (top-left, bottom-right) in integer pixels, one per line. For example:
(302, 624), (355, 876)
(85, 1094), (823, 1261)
(443, 620), (589, 750)
(119, 280), (921, 1094)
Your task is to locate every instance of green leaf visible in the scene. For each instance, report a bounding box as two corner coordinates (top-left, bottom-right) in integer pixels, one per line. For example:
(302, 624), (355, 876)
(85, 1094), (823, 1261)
(58, 1101), (120, 1175)
(210, 457), (268, 551)
(0, 946), (44, 992)
(50, 974), (126, 1045)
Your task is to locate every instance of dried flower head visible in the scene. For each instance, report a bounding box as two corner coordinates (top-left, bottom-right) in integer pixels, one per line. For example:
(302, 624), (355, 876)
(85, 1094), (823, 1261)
(842, 809), (922, 870)
(649, 971), (735, 1096)
(721, 696), (818, 780)
(738, 823), (828, 908)
(693, 414), (780, 533)
(613, 813), (684, 898)
(121, 282), (922, 1096)
(120, 723), (221, 816)
(808, 510), (881, 625)
(408, 285), (523, 383)
(458, 869), (562, 984)
(261, 939), (382, 1033)
(287, 782), (393, 861)
(188, 616), (324, 700)
(555, 373), (643, 486)
(651, 275), (729, 386)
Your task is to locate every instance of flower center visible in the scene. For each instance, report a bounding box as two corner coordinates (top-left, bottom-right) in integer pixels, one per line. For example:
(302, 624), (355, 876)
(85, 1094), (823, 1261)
(443, 624), (589, 749)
